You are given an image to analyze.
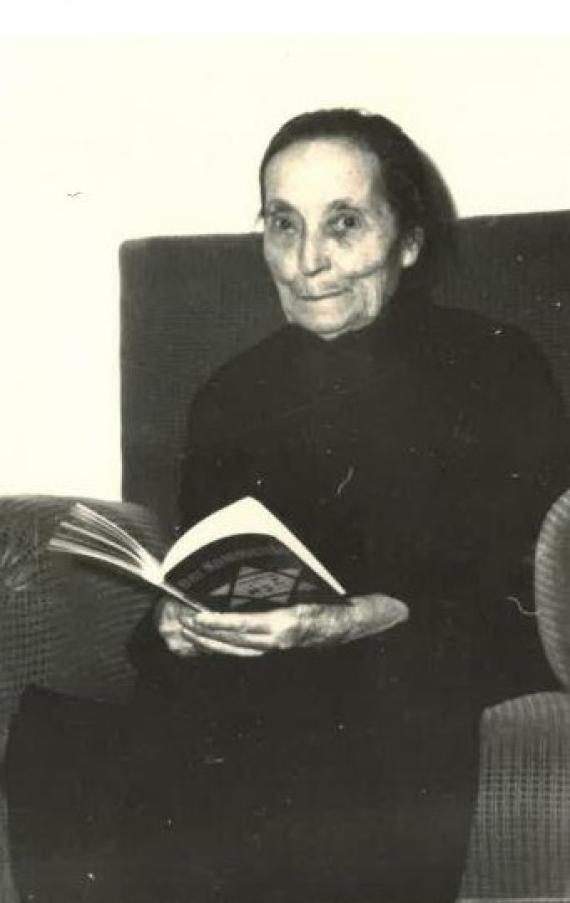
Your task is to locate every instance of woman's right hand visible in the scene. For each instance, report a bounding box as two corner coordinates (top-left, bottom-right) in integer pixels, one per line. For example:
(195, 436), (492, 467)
(156, 597), (265, 658)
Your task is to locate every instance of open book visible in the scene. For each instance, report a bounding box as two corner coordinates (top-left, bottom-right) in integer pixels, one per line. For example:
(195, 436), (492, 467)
(48, 497), (346, 613)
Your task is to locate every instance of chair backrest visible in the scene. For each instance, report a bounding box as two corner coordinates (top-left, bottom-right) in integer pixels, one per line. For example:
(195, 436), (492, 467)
(120, 210), (570, 529)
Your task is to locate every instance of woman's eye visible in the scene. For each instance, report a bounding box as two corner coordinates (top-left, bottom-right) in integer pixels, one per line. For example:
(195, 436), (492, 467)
(267, 214), (297, 234)
(329, 213), (362, 235)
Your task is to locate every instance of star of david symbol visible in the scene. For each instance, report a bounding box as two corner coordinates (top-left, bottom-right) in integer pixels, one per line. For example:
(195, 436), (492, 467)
(208, 565), (318, 608)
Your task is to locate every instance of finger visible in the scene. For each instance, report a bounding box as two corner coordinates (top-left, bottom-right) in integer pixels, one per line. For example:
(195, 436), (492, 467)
(162, 597), (189, 618)
(163, 632), (199, 658)
(181, 623), (266, 655)
(186, 625), (275, 651)
(159, 599), (190, 633)
(185, 630), (265, 657)
(192, 610), (284, 635)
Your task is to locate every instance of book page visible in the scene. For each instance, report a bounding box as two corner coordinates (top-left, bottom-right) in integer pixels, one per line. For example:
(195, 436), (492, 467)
(167, 533), (345, 611)
(162, 496), (345, 594)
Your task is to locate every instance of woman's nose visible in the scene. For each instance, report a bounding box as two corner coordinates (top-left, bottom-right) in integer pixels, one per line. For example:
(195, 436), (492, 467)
(298, 233), (330, 276)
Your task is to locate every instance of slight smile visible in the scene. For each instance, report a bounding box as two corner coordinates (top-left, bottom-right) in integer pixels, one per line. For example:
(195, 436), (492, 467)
(298, 290), (347, 301)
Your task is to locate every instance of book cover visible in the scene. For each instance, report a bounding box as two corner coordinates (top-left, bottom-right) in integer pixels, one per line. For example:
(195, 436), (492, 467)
(49, 497), (346, 613)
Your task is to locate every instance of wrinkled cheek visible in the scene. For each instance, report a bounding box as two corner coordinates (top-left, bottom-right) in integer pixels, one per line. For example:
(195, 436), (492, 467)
(350, 274), (388, 320)
(275, 287), (297, 322)
(263, 245), (296, 286)
(343, 250), (388, 282)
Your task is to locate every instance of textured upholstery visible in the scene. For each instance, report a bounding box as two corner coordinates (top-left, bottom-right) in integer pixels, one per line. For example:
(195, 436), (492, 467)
(120, 234), (282, 529)
(0, 496), (164, 711)
(462, 693), (570, 899)
(120, 211), (570, 527)
(536, 488), (570, 691)
(0, 497), (163, 903)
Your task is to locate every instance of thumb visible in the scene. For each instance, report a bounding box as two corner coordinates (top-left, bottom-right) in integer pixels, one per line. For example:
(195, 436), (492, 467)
(156, 597), (184, 633)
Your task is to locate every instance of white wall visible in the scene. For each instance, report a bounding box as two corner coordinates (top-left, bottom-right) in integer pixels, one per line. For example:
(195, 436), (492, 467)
(1, 37), (570, 500)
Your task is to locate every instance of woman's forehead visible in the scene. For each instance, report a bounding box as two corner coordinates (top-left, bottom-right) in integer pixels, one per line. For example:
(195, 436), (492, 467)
(263, 137), (386, 212)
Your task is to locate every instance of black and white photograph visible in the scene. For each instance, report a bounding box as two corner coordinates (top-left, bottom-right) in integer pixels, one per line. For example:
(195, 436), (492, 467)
(1, 8), (569, 902)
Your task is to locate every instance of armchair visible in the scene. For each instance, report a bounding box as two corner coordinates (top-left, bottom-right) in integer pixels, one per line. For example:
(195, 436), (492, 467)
(1, 210), (570, 901)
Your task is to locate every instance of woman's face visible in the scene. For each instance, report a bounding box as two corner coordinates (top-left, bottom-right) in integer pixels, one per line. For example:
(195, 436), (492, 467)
(262, 137), (421, 341)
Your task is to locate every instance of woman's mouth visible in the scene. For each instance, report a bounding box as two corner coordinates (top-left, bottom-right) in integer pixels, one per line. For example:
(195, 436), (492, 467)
(298, 290), (346, 301)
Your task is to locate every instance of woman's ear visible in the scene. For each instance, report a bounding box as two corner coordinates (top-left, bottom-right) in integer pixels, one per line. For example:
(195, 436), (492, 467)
(401, 227), (424, 269)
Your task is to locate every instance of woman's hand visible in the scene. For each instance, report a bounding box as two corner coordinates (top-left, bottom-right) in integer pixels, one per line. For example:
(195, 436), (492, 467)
(157, 597), (265, 658)
(172, 593), (409, 657)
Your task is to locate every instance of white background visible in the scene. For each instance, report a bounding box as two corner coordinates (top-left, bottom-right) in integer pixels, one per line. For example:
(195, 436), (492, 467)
(1, 5), (570, 501)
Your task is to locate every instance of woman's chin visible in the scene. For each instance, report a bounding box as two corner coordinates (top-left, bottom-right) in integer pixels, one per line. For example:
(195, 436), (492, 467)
(288, 304), (356, 340)
(295, 311), (368, 341)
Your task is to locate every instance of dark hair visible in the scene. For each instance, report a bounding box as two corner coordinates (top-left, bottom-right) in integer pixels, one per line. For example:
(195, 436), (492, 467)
(259, 108), (456, 290)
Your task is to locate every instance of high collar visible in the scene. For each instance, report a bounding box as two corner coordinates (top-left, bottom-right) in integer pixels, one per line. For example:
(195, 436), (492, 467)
(286, 284), (433, 363)
(278, 285), (435, 401)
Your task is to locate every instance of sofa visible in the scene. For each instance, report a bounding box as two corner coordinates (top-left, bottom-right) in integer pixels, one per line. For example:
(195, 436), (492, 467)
(1, 210), (570, 901)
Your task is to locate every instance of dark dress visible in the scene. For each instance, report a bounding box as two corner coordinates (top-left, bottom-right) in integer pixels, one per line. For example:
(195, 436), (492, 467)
(6, 290), (568, 903)
(118, 290), (567, 903)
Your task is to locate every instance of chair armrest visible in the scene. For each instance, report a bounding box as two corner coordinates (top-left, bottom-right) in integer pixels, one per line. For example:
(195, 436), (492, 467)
(535, 488), (570, 691)
(461, 691), (570, 899)
(0, 495), (167, 903)
(0, 496), (166, 903)
(0, 494), (166, 717)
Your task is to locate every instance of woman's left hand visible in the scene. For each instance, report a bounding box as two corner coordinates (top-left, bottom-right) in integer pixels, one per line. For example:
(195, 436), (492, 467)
(180, 593), (409, 656)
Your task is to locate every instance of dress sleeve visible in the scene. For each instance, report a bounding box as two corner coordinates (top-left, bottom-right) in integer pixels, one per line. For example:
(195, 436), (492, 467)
(441, 329), (569, 595)
(396, 329), (570, 704)
(128, 377), (255, 677)
(176, 379), (255, 533)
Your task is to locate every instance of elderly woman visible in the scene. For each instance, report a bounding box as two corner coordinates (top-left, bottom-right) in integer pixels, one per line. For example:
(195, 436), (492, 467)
(115, 109), (569, 903)
(8, 109), (568, 903)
